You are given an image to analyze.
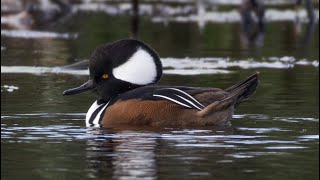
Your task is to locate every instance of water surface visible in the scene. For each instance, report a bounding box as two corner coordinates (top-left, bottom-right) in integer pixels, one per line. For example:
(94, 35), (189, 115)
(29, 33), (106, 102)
(1, 1), (319, 180)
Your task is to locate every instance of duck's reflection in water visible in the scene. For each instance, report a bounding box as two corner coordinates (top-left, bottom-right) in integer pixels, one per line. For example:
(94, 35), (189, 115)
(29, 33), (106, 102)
(83, 125), (236, 179)
(111, 134), (157, 179)
(85, 130), (159, 179)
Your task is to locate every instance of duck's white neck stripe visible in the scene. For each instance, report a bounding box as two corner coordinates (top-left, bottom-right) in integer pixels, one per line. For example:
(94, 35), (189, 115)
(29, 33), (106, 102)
(86, 101), (109, 127)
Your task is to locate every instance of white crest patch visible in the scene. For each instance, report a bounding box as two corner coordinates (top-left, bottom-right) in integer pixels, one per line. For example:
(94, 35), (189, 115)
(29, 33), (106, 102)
(113, 48), (157, 85)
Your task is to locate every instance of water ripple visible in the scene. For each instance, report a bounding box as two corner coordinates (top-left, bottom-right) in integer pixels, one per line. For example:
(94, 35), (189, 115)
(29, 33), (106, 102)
(1, 113), (318, 158)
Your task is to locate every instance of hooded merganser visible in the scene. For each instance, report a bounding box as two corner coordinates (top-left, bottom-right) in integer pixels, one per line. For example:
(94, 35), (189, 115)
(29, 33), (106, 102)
(63, 39), (259, 127)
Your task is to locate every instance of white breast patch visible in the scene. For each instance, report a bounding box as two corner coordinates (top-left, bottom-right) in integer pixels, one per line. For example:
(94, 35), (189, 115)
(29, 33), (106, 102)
(86, 100), (109, 127)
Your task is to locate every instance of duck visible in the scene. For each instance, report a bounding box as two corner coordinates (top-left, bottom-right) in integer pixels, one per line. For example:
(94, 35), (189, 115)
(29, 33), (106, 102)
(63, 39), (259, 127)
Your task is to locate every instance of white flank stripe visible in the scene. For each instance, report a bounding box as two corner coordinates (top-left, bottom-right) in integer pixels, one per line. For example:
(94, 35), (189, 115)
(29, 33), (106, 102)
(175, 94), (203, 111)
(165, 88), (205, 108)
(153, 94), (191, 108)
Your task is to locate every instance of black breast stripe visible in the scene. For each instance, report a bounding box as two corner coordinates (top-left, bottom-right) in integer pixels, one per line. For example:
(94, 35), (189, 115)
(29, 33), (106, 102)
(98, 107), (108, 124)
(88, 103), (107, 124)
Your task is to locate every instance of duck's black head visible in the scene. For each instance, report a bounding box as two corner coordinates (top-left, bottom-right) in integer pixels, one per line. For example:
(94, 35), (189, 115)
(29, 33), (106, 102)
(63, 39), (162, 101)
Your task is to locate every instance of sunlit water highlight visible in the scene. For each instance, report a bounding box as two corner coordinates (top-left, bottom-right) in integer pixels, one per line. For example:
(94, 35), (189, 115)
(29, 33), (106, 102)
(1, 29), (78, 39)
(1, 57), (318, 76)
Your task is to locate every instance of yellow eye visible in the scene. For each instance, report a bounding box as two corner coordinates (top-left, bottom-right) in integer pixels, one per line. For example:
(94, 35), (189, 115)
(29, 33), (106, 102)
(101, 74), (109, 79)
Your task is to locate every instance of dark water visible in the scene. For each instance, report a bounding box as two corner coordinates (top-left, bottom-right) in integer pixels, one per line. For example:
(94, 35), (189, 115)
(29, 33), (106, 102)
(1, 4), (319, 180)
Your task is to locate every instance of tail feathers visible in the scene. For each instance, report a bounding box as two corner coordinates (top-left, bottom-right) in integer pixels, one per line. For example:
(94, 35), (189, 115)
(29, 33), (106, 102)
(197, 73), (259, 118)
(226, 72), (259, 107)
(197, 97), (236, 117)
